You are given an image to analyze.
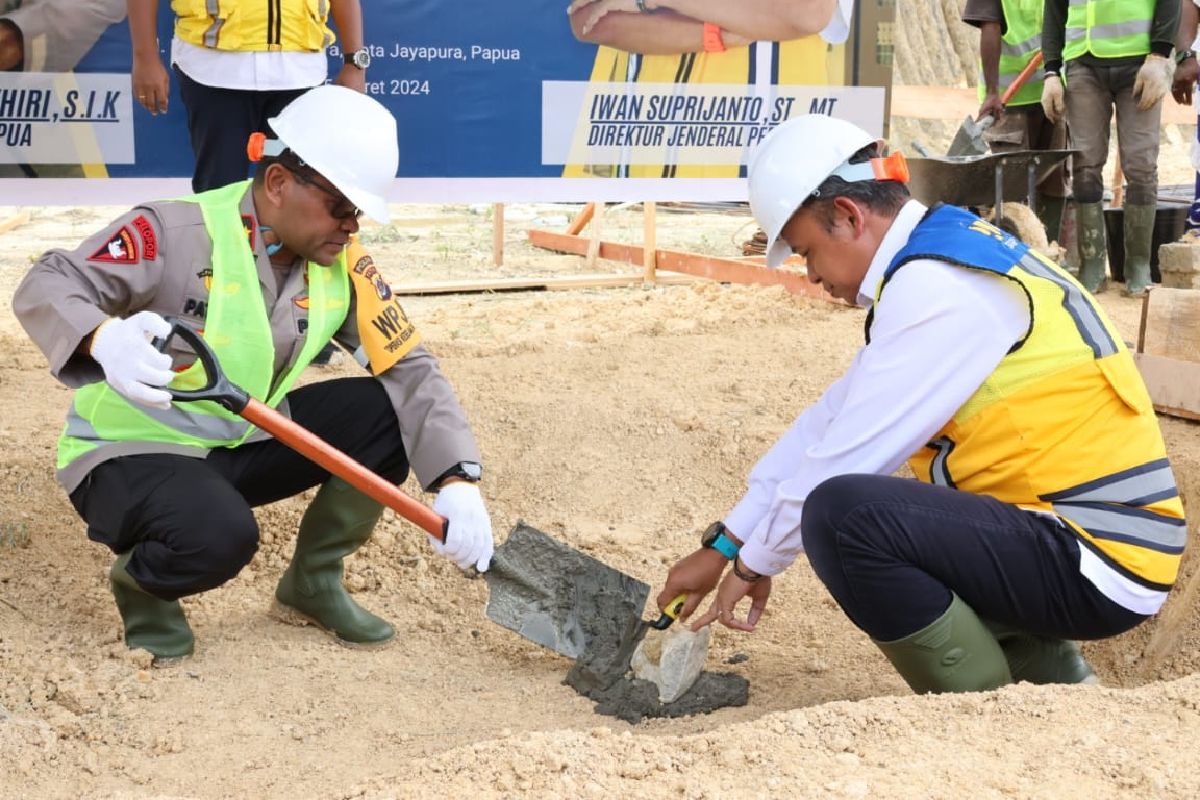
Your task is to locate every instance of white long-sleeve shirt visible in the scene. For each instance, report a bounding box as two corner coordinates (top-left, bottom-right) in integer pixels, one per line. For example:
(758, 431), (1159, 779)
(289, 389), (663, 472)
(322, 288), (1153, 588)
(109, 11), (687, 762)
(728, 200), (1030, 576)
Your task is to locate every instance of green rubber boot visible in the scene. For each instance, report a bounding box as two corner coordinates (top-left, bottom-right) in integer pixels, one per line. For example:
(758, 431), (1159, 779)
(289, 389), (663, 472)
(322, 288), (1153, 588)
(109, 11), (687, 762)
(274, 477), (395, 645)
(873, 594), (1012, 694)
(1075, 201), (1109, 294)
(110, 552), (195, 662)
(1122, 202), (1156, 297)
(1037, 194), (1067, 245)
(985, 623), (1098, 685)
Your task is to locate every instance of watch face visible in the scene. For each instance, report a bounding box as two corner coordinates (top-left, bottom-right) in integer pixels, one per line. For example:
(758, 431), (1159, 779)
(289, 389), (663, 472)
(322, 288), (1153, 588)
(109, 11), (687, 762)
(351, 49), (371, 69)
(700, 521), (724, 548)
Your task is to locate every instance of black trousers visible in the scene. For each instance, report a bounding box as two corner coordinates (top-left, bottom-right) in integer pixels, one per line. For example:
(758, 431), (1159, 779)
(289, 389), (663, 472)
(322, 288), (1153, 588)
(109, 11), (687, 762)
(69, 378), (408, 601)
(800, 474), (1148, 642)
(174, 66), (312, 193)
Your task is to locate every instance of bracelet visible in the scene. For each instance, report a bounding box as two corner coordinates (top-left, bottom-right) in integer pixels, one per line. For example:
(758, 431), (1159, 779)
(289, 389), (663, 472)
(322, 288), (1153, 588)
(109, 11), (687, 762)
(702, 21), (726, 53)
(731, 556), (762, 582)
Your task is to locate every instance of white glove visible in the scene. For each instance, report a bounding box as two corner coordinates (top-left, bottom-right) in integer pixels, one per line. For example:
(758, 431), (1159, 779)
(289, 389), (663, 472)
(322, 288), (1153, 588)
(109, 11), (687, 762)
(1041, 73), (1066, 123)
(89, 311), (175, 410)
(429, 482), (494, 572)
(1133, 53), (1175, 110)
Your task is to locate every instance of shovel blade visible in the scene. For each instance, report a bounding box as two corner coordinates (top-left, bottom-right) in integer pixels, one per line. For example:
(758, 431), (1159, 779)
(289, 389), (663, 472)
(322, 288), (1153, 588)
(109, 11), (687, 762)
(946, 114), (989, 158)
(483, 521), (649, 659)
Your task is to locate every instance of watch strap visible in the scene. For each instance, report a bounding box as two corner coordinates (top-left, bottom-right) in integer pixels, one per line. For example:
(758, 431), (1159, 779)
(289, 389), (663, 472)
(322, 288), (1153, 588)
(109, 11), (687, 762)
(710, 531), (739, 560)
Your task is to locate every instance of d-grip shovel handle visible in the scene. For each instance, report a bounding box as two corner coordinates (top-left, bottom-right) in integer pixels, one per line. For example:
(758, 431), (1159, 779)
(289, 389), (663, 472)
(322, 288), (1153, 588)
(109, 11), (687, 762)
(153, 318), (450, 542)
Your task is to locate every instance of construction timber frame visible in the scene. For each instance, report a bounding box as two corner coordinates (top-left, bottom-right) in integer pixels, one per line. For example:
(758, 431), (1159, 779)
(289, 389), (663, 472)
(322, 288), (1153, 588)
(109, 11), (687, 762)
(393, 201), (835, 303)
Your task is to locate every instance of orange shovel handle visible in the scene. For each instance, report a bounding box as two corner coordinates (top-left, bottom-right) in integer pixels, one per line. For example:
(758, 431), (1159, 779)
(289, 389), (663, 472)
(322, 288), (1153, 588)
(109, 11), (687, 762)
(1000, 51), (1044, 106)
(240, 398), (449, 541)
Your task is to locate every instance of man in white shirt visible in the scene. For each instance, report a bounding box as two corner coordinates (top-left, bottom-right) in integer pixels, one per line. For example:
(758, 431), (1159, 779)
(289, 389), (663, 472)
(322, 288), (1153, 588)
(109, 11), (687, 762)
(656, 114), (1186, 694)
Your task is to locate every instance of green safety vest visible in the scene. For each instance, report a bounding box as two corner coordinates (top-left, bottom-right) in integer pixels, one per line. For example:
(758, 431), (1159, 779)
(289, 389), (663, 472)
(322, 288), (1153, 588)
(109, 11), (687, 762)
(57, 180), (350, 471)
(976, 0), (1045, 107)
(1063, 0), (1153, 61)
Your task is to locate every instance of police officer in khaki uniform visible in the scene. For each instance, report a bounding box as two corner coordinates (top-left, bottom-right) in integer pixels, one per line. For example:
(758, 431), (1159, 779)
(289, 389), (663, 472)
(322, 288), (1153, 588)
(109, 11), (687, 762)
(12, 85), (494, 662)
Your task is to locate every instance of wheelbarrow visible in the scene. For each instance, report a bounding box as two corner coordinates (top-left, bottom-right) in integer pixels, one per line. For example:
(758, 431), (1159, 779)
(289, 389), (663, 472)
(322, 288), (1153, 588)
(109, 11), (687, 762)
(905, 148), (1079, 230)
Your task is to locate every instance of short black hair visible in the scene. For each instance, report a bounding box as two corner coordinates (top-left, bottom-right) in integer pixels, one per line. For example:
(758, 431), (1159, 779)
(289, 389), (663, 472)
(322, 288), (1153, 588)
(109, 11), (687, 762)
(801, 142), (910, 232)
(252, 147), (311, 185)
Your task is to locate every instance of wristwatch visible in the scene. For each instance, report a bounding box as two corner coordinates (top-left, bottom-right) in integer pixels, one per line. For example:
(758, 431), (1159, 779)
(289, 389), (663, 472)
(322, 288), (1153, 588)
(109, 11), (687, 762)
(344, 48), (371, 70)
(700, 521), (740, 560)
(1176, 49), (1196, 65)
(433, 461), (482, 489)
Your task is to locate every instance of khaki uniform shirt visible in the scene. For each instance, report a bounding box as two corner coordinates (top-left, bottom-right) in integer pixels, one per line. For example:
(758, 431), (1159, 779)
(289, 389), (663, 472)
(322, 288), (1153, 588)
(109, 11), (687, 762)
(12, 185), (480, 493)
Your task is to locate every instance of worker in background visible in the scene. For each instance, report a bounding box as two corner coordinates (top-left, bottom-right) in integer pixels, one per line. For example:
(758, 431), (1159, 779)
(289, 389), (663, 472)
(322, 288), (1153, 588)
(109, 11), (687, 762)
(962, 0), (1069, 244)
(657, 114), (1184, 695)
(1172, 0), (1200, 237)
(1042, 0), (1181, 296)
(11, 86), (493, 662)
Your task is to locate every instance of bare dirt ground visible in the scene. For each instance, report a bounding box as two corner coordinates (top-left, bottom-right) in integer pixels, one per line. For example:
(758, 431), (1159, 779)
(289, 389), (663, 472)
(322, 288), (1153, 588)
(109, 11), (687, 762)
(6, 2), (1200, 796)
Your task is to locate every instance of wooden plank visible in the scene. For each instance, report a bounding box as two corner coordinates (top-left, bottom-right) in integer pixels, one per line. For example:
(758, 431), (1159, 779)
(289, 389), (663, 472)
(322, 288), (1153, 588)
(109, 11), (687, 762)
(527, 228), (836, 302)
(392, 272), (698, 296)
(1134, 352), (1200, 421)
(586, 202), (603, 269)
(891, 85), (1196, 126)
(1139, 288), (1200, 364)
(0, 210), (31, 235)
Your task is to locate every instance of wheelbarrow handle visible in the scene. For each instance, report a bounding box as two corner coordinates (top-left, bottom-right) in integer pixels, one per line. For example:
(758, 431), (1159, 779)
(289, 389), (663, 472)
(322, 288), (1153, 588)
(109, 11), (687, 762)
(155, 318), (450, 541)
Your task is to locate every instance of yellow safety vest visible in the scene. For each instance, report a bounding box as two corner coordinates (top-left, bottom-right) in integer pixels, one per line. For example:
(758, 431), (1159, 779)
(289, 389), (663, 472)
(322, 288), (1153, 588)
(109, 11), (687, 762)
(1063, 0), (1153, 61)
(172, 0), (335, 52)
(877, 206), (1185, 590)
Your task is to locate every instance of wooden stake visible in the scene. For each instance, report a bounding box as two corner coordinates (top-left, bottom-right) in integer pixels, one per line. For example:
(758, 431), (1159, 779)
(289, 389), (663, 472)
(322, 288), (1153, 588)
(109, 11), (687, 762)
(585, 202), (604, 269)
(1112, 149), (1124, 209)
(566, 202), (596, 235)
(492, 203), (504, 267)
(0, 210), (31, 236)
(643, 201), (657, 284)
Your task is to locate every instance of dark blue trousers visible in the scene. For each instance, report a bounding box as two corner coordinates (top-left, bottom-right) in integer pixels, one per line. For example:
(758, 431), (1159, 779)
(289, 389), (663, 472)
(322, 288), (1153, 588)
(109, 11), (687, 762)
(175, 66), (313, 193)
(800, 474), (1147, 642)
(69, 378), (408, 601)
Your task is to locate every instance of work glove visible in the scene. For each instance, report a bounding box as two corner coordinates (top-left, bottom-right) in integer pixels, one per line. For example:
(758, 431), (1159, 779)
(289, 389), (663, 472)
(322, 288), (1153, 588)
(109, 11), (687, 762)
(430, 481), (494, 572)
(89, 311), (175, 410)
(1041, 73), (1065, 123)
(1133, 53), (1175, 110)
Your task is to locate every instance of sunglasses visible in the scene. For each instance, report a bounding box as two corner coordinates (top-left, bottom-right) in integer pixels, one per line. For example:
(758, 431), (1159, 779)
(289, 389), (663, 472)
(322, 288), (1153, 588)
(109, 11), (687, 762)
(287, 168), (363, 221)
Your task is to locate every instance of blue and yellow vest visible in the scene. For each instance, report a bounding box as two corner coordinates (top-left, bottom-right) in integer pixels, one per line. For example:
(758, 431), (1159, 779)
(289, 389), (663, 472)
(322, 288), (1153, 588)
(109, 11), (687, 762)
(872, 205), (1185, 590)
(57, 181), (349, 473)
(172, 0), (336, 52)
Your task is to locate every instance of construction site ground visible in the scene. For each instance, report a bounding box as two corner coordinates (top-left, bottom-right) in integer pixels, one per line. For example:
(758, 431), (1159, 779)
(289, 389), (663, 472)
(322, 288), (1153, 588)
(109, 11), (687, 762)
(6, 3), (1200, 794)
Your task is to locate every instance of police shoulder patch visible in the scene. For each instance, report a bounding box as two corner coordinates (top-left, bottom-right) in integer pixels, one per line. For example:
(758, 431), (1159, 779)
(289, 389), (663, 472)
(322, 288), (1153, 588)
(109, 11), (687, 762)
(87, 226), (139, 264)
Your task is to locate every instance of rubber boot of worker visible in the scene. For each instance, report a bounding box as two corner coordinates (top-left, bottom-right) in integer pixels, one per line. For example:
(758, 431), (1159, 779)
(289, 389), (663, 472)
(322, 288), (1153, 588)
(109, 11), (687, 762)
(873, 594), (1012, 694)
(1122, 202), (1156, 298)
(1075, 201), (1109, 294)
(110, 552), (195, 662)
(985, 623), (1098, 685)
(274, 477), (395, 645)
(1036, 194), (1066, 246)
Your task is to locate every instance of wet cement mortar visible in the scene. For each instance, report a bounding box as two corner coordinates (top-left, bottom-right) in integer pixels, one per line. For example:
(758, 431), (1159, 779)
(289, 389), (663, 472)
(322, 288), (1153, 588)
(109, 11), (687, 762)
(484, 524), (750, 722)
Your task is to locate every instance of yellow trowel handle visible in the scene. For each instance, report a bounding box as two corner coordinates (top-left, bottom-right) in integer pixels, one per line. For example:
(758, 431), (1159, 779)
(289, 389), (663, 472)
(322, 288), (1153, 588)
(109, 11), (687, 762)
(649, 593), (687, 630)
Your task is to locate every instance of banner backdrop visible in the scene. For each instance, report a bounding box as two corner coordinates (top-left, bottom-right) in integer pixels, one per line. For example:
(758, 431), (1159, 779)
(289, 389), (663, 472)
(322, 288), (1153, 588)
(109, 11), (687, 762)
(0, 0), (893, 204)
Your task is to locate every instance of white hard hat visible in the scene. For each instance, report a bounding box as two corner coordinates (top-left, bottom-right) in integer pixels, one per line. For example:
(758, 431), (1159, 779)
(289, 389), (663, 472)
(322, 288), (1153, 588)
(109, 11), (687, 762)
(748, 115), (877, 268)
(267, 84), (398, 223)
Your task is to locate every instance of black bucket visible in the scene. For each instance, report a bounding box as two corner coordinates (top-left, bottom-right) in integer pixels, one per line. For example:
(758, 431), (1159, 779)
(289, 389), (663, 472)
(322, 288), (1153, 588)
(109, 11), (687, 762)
(1103, 204), (1189, 283)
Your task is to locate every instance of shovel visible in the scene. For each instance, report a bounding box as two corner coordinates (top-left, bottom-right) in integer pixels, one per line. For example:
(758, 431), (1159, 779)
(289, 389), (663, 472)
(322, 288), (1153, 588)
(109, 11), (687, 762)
(946, 51), (1044, 157)
(152, 318), (652, 660)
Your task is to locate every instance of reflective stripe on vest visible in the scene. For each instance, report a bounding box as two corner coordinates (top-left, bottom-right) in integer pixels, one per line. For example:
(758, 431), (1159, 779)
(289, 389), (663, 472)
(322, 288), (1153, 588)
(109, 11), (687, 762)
(1063, 0), (1153, 61)
(873, 205), (1185, 590)
(976, 0), (1045, 107)
(171, 0), (334, 52)
(57, 181), (350, 471)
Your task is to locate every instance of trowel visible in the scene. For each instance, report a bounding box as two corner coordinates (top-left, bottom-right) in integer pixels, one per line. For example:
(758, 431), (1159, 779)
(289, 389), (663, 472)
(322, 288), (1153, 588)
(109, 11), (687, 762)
(627, 594), (711, 703)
